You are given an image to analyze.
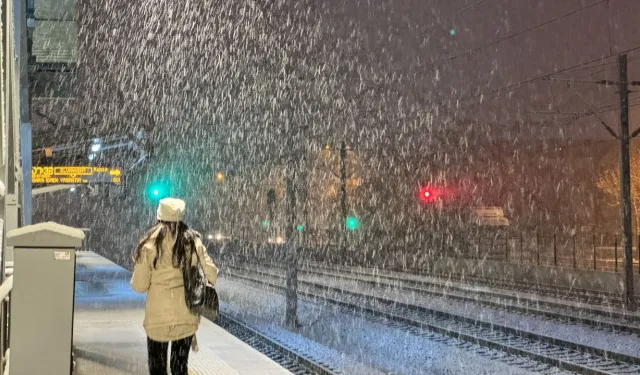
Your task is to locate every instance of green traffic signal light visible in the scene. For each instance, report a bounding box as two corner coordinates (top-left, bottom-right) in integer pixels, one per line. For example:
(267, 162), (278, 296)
(147, 182), (170, 200)
(296, 225), (304, 232)
(262, 220), (270, 228)
(345, 216), (359, 231)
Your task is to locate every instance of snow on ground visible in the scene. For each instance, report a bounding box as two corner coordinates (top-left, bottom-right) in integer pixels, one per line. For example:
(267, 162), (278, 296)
(294, 273), (640, 358)
(238, 263), (640, 358)
(223, 305), (389, 375)
(300, 263), (635, 318)
(218, 276), (558, 375)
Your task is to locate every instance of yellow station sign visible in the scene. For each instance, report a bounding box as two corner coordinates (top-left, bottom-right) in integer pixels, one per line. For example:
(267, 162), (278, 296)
(32, 166), (122, 184)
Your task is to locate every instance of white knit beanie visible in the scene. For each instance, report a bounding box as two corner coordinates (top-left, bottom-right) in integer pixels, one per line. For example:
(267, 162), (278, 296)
(156, 198), (186, 222)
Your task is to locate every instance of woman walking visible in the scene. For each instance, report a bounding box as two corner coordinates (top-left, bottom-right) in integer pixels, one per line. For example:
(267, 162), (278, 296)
(131, 198), (218, 375)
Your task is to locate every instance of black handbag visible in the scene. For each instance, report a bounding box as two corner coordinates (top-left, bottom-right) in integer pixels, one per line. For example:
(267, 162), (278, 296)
(203, 284), (219, 322)
(183, 244), (219, 319)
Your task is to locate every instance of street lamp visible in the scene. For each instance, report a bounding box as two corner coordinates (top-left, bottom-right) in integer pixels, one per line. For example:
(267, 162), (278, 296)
(216, 172), (225, 183)
(90, 138), (102, 153)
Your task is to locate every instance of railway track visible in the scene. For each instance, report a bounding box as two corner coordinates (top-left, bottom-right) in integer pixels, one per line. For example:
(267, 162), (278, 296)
(391, 267), (624, 306)
(351, 262), (623, 307)
(329, 263), (632, 315)
(234, 261), (640, 334)
(218, 252), (623, 306)
(223, 255), (623, 306)
(224, 267), (640, 375)
(209, 311), (341, 375)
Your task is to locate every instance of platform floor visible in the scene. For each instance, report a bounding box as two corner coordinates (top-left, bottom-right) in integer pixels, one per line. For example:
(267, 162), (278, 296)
(74, 252), (292, 375)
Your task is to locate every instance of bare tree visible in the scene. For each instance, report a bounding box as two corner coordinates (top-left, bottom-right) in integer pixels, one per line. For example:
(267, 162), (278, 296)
(596, 152), (640, 230)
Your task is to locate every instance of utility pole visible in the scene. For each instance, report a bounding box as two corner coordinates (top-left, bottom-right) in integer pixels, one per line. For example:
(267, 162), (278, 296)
(267, 188), (276, 238)
(20, 0), (33, 227)
(545, 54), (640, 310)
(339, 141), (348, 253)
(2, 0), (28, 266)
(12, 0), (32, 226)
(282, 67), (300, 329)
(284, 168), (298, 328)
(618, 54), (636, 310)
(298, 162), (309, 248)
(1, 1), (31, 367)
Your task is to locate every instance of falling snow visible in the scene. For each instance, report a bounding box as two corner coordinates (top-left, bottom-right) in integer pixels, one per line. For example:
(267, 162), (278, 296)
(25, 0), (640, 373)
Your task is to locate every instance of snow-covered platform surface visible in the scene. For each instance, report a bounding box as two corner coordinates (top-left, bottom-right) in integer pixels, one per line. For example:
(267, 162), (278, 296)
(73, 251), (292, 375)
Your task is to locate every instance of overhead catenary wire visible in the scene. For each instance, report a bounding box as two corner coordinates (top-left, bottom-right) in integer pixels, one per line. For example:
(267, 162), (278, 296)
(421, 0), (607, 71)
(528, 107), (638, 120)
(528, 100), (640, 118)
(525, 55), (640, 142)
(483, 49), (640, 100)
(516, 56), (640, 138)
(424, 47), (640, 117)
(572, 55), (640, 79)
(454, 44), (640, 110)
(571, 85), (619, 138)
(321, 0), (624, 122)
(406, 0), (612, 111)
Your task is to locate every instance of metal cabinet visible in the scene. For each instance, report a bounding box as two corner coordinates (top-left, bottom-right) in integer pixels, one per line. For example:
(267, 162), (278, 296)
(7, 222), (84, 375)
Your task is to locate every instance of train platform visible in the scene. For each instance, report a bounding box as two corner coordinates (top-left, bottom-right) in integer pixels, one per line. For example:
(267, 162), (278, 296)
(74, 252), (293, 375)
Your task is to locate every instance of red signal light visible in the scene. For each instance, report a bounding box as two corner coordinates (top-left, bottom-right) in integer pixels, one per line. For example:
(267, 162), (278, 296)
(418, 186), (442, 203)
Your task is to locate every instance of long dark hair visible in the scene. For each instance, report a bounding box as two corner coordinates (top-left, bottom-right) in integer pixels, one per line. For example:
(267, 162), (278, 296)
(133, 221), (197, 269)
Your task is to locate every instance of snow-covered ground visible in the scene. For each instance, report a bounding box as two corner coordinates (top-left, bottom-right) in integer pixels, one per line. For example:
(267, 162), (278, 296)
(240, 263), (640, 358)
(218, 276), (568, 375)
(298, 273), (640, 358)
(297, 263), (633, 317)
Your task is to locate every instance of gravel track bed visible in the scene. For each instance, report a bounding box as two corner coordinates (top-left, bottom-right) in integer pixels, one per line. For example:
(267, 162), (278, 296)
(244, 262), (640, 327)
(231, 265), (640, 360)
(218, 276), (553, 375)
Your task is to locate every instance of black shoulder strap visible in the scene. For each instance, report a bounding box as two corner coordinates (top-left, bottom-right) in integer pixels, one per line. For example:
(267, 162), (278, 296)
(183, 232), (202, 268)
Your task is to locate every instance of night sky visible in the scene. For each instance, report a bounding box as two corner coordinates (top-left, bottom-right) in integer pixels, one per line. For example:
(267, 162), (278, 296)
(319, 0), (640, 138)
(28, 0), (640, 261)
(31, 0), (640, 144)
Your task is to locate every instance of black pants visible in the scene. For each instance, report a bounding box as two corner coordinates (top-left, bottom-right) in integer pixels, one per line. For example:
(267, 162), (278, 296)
(147, 335), (193, 375)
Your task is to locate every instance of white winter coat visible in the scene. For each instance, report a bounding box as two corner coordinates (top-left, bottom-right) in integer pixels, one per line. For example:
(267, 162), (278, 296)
(131, 229), (218, 342)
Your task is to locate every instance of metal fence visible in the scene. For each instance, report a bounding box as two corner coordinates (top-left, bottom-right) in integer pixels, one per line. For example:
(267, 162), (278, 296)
(217, 228), (640, 273)
(483, 231), (640, 273)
